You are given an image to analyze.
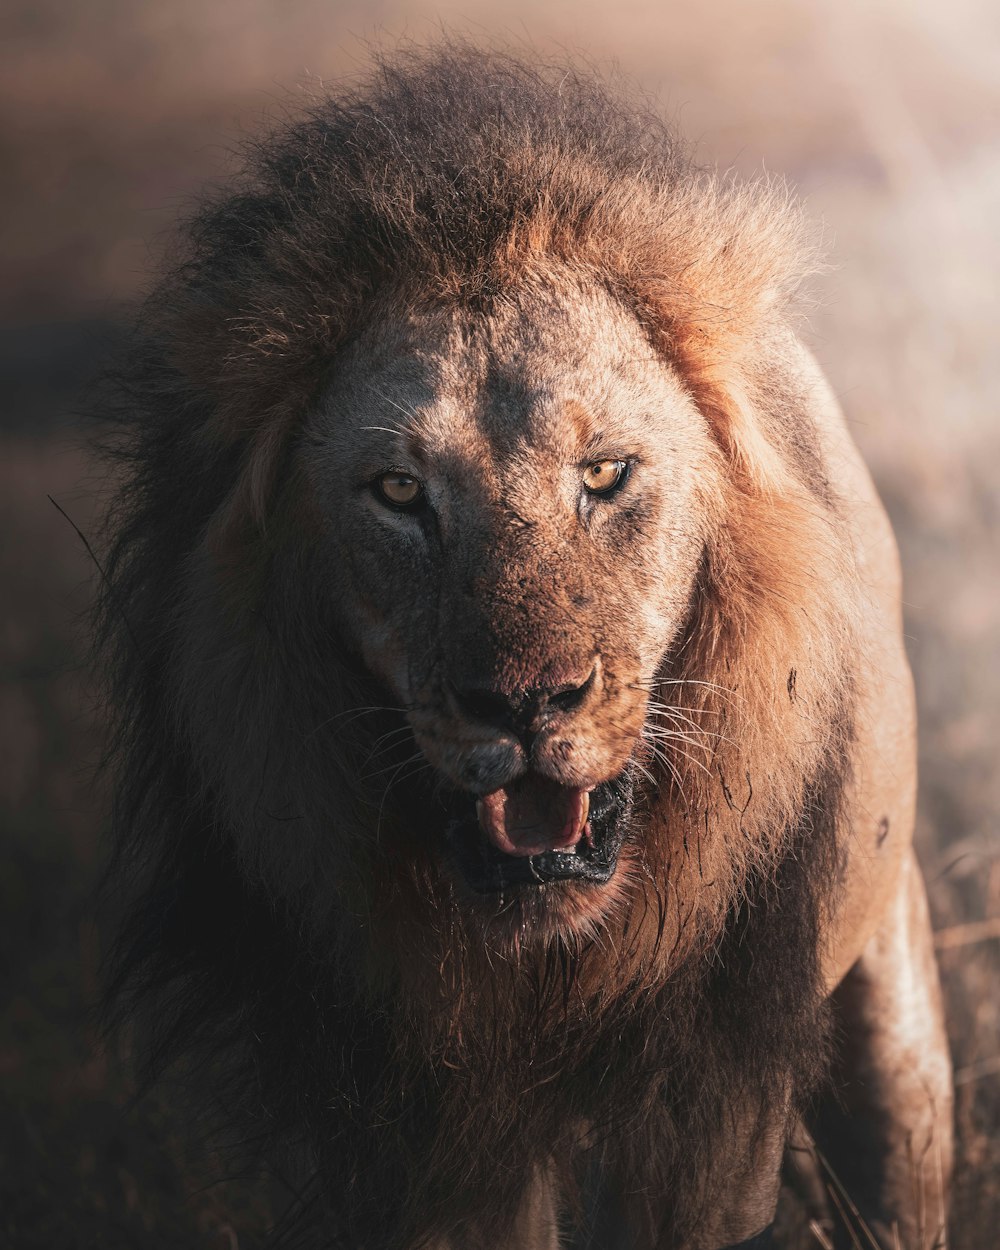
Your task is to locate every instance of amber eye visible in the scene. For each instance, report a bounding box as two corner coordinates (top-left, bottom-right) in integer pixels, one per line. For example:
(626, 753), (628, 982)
(583, 459), (628, 495)
(374, 472), (423, 509)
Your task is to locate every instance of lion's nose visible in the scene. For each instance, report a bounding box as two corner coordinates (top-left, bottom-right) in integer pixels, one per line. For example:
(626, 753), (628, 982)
(449, 667), (596, 738)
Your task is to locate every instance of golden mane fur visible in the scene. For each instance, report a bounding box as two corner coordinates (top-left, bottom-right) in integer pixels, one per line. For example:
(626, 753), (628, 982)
(97, 47), (866, 1249)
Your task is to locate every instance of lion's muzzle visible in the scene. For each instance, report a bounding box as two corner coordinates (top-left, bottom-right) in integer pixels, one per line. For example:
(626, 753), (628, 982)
(447, 665), (597, 740)
(406, 651), (647, 893)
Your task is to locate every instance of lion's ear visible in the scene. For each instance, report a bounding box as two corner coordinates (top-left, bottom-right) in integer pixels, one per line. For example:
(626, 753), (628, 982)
(640, 175), (821, 496)
(693, 366), (798, 497)
(660, 322), (798, 497)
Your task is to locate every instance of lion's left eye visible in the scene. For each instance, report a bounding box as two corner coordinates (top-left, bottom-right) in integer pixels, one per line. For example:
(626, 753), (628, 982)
(373, 472), (424, 509)
(582, 459), (628, 496)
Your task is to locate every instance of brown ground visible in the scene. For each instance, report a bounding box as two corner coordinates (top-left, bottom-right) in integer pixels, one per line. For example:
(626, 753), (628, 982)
(2, 2), (997, 1246)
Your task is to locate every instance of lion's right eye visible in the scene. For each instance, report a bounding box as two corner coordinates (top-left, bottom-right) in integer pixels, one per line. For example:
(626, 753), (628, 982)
(583, 459), (628, 496)
(373, 472), (424, 509)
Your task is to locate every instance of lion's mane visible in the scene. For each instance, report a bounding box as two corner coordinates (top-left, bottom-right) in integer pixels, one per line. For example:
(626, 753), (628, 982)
(97, 48), (855, 1249)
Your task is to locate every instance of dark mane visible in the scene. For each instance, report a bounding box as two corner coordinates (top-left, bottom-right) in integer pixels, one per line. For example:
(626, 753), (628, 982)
(95, 46), (848, 1248)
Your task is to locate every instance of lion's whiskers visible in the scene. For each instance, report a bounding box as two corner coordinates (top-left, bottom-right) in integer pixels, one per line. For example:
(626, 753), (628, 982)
(306, 702), (410, 739)
(372, 753), (434, 845)
(631, 757), (669, 799)
(362, 723), (418, 768)
(630, 675), (741, 703)
(365, 385), (424, 437)
(641, 697), (731, 777)
(642, 728), (714, 774)
(644, 699), (712, 729)
(363, 749), (427, 782)
(644, 705), (731, 747)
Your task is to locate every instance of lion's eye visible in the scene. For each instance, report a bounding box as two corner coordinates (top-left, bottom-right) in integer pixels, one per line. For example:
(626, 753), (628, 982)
(374, 472), (424, 509)
(583, 459), (628, 496)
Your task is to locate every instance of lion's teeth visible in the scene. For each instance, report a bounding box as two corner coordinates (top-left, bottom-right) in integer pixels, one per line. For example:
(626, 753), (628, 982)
(576, 789), (590, 839)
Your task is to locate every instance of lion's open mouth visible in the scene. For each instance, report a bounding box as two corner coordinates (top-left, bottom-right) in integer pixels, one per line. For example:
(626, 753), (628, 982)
(444, 770), (634, 894)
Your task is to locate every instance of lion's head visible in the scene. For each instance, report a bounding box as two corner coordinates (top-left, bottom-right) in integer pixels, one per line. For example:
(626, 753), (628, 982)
(98, 48), (858, 1247)
(301, 272), (715, 916)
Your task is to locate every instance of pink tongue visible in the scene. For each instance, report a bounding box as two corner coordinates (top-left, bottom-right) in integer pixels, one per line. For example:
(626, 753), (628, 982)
(476, 776), (590, 858)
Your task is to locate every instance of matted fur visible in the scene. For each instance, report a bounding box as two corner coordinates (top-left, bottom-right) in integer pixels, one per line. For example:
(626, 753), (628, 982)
(97, 48), (860, 1248)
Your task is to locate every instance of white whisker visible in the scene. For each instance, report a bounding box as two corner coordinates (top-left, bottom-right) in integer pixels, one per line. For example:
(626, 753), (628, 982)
(306, 703), (410, 739)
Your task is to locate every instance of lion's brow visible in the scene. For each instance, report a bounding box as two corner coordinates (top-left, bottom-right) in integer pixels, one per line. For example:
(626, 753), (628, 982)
(360, 426), (410, 438)
(365, 385), (426, 438)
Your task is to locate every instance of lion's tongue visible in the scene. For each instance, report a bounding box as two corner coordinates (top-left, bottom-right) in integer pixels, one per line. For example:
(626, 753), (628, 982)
(476, 777), (590, 858)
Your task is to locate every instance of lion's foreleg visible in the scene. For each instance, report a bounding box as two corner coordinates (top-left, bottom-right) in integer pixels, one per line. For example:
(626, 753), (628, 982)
(809, 847), (953, 1249)
(502, 1167), (562, 1250)
(692, 1105), (787, 1250)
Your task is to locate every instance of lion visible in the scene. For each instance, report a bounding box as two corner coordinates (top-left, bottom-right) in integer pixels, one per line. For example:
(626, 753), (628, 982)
(96, 48), (953, 1250)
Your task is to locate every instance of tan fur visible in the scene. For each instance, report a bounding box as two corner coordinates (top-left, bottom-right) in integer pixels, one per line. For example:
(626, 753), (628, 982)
(99, 50), (951, 1249)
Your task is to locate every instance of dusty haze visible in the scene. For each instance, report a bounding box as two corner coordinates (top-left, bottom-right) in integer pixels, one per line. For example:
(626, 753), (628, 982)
(2, 0), (997, 1245)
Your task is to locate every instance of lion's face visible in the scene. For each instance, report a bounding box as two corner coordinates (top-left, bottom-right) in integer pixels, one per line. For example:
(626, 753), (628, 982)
(301, 274), (717, 899)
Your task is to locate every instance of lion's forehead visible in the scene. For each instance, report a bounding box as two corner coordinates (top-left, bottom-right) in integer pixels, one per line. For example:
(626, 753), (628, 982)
(315, 276), (700, 486)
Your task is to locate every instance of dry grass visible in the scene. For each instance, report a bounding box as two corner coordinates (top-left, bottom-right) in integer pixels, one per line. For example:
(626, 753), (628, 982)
(1, 0), (997, 1245)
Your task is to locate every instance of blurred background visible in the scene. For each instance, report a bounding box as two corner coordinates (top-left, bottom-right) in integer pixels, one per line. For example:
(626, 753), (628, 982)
(2, 0), (998, 1245)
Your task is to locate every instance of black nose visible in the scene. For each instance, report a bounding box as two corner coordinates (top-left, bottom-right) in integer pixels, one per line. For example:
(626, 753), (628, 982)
(449, 668), (596, 737)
